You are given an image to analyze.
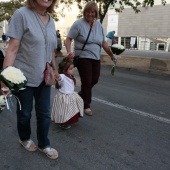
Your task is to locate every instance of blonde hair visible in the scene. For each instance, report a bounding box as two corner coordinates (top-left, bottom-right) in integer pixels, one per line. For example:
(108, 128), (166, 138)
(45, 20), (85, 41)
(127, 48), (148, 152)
(27, 0), (57, 13)
(83, 1), (99, 19)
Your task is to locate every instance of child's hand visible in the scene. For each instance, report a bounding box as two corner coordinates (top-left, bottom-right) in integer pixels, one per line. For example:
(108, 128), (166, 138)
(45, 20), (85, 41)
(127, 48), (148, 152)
(54, 73), (61, 81)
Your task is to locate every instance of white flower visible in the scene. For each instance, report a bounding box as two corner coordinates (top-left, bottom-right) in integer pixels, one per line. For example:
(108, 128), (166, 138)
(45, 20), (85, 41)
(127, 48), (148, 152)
(112, 44), (125, 50)
(1, 66), (27, 84)
(0, 95), (6, 106)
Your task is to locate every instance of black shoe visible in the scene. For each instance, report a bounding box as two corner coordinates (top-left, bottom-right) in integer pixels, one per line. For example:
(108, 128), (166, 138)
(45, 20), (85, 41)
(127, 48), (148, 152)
(59, 124), (71, 130)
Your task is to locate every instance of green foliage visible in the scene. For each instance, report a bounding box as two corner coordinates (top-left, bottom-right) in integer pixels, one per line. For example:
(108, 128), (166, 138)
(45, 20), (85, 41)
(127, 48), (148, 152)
(60, 0), (167, 23)
(0, 0), (59, 22)
(0, 0), (167, 23)
(0, 0), (26, 22)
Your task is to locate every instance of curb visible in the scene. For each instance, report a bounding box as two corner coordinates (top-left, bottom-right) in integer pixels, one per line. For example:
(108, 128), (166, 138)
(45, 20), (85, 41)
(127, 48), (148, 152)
(58, 50), (170, 76)
(101, 55), (170, 76)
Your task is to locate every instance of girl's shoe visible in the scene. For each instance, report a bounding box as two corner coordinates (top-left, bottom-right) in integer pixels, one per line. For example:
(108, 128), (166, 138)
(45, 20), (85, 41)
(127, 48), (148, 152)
(59, 124), (71, 129)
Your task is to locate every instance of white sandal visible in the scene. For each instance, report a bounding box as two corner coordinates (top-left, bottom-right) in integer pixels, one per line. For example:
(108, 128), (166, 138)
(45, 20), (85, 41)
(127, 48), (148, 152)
(19, 139), (37, 152)
(39, 147), (58, 159)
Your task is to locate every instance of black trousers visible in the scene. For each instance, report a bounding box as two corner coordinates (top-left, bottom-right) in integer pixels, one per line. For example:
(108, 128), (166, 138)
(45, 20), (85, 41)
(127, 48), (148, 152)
(77, 58), (100, 109)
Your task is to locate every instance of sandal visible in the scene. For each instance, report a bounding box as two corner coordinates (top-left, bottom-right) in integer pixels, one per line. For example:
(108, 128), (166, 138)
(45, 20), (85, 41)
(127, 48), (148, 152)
(39, 147), (58, 159)
(84, 108), (93, 116)
(19, 139), (37, 152)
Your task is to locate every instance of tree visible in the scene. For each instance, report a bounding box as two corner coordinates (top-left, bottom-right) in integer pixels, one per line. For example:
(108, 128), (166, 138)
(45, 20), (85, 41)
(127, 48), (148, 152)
(0, 0), (167, 23)
(60, 0), (166, 23)
(0, 0), (61, 22)
(0, 0), (25, 22)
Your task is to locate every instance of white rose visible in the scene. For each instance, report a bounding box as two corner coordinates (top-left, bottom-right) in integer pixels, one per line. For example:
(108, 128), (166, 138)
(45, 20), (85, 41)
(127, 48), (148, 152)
(1, 66), (27, 84)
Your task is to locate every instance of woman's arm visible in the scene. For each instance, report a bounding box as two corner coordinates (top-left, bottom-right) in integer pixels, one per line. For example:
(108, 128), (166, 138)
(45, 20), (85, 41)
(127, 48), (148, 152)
(51, 51), (57, 71)
(65, 36), (74, 60)
(51, 50), (60, 80)
(102, 41), (116, 62)
(1, 38), (20, 93)
(3, 38), (20, 68)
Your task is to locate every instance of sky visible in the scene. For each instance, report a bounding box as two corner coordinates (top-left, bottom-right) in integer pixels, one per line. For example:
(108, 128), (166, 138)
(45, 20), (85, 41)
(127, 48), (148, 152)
(1, 0), (170, 3)
(0, 0), (10, 2)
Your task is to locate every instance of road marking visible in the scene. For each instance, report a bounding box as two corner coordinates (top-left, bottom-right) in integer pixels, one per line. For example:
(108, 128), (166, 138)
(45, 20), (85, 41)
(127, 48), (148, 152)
(92, 97), (170, 124)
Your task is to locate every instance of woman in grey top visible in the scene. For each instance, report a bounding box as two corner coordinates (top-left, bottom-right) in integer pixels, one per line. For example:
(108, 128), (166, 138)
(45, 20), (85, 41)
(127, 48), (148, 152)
(66, 1), (116, 116)
(1, 0), (59, 159)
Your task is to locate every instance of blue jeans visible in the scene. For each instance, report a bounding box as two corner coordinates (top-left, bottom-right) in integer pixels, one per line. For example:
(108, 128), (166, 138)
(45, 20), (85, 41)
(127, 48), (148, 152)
(15, 81), (51, 149)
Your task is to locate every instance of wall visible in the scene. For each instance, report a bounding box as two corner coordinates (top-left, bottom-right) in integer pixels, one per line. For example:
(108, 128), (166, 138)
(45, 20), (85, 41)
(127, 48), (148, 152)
(118, 4), (170, 38)
(105, 7), (118, 37)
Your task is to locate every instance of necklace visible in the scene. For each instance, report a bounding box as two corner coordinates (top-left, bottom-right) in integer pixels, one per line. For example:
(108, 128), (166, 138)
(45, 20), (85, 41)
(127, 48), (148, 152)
(36, 10), (47, 16)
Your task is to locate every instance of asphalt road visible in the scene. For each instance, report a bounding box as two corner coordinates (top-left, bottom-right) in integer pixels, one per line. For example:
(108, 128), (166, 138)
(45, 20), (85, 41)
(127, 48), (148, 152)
(0, 62), (169, 170)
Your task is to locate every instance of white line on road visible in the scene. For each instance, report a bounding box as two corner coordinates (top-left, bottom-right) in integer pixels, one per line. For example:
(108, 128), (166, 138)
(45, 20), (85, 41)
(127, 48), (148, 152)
(92, 97), (170, 124)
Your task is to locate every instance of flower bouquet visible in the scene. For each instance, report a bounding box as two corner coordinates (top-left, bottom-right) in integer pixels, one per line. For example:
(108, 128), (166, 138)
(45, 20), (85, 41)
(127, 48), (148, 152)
(0, 66), (27, 92)
(111, 44), (125, 55)
(110, 44), (125, 76)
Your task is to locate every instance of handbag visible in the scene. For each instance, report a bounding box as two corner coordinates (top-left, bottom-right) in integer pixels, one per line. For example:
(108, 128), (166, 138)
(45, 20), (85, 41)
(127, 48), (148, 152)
(44, 62), (56, 86)
(34, 12), (56, 86)
(73, 24), (93, 67)
(73, 55), (79, 68)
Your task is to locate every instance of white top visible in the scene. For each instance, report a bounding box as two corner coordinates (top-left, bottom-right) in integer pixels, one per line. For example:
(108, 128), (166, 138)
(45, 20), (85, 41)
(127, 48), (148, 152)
(58, 74), (74, 94)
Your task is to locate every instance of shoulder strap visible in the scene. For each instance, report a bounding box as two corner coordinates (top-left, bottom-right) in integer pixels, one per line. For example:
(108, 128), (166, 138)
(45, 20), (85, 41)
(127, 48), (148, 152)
(33, 11), (48, 63)
(81, 23), (93, 51)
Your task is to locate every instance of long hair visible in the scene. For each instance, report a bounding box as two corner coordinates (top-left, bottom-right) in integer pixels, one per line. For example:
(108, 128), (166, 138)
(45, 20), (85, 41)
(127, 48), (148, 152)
(58, 57), (73, 74)
(83, 1), (99, 19)
(27, 0), (58, 13)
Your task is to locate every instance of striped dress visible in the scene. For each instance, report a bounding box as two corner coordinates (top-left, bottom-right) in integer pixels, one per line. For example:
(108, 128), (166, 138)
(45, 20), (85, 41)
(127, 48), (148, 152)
(51, 74), (84, 124)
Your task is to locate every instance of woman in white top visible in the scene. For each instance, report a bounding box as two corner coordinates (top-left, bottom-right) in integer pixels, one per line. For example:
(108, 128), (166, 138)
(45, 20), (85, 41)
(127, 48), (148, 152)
(51, 57), (84, 129)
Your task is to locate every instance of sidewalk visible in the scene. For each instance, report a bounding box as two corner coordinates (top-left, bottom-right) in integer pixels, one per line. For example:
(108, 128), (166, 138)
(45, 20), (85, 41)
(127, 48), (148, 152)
(1, 43), (170, 76)
(101, 54), (170, 76)
(60, 47), (170, 76)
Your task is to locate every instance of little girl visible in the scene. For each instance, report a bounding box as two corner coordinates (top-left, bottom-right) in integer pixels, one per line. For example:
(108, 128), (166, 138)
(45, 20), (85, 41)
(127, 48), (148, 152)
(51, 57), (84, 129)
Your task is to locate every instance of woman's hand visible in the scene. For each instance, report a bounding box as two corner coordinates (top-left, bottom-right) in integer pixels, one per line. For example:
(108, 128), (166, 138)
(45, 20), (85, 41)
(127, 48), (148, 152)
(102, 41), (117, 64)
(110, 54), (114, 61)
(54, 73), (61, 82)
(110, 54), (117, 65)
(0, 82), (12, 98)
(53, 70), (60, 81)
(65, 37), (74, 61)
(67, 52), (74, 61)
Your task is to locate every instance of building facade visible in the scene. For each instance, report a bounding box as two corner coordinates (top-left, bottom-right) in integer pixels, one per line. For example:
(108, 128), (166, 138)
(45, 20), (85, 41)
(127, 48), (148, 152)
(105, 1), (170, 51)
